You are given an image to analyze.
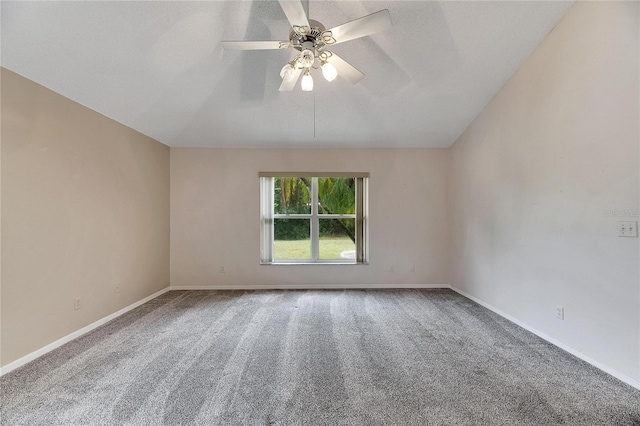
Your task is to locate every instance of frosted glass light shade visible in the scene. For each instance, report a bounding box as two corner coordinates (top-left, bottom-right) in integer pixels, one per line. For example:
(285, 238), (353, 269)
(280, 64), (294, 81)
(301, 70), (313, 91)
(299, 49), (315, 68)
(321, 62), (338, 82)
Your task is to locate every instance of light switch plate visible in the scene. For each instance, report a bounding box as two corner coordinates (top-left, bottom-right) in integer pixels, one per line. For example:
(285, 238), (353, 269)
(618, 221), (638, 237)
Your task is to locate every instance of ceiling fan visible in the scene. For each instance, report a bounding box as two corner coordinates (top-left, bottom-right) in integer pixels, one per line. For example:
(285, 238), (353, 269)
(222, 0), (392, 92)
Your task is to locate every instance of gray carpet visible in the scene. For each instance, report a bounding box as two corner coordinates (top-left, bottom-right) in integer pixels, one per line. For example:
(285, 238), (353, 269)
(1, 289), (639, 425)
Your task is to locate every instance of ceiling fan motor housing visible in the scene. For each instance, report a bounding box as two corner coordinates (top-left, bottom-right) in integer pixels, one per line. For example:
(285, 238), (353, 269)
(290, 20), (326, 51)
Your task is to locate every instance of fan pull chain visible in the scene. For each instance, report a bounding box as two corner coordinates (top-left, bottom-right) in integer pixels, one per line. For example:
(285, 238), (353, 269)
(313, 93), (316, 138)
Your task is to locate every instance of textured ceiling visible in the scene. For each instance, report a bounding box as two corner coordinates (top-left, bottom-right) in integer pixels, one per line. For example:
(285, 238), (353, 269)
(1, 1), (573, 148)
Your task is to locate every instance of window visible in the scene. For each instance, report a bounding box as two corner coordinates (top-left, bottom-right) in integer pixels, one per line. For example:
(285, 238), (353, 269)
(260, 173), (368, 264)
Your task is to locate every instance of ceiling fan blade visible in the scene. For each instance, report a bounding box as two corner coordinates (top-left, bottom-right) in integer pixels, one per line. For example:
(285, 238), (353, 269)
(222, 41), (285, 50)
(278, 0), (310, 29)
(279, 67), (303, 91)
(327, 10), (392, 45)
(327, 53), (364, 85)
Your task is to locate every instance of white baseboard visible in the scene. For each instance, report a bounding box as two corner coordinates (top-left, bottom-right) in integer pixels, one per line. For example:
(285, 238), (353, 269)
(450, 286), (640, 391)
(169, 284), (451, 290)
(0, 287), (171, 377)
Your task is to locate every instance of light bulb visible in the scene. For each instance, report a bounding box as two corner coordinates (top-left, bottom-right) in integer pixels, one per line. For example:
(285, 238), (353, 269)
(301, 69), (313, 92)
(321, 62), (338, 82)
(280, 64), (294, 81)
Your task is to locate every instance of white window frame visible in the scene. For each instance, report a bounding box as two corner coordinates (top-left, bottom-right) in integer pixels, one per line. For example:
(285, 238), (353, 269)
(260, 173), (369, 265)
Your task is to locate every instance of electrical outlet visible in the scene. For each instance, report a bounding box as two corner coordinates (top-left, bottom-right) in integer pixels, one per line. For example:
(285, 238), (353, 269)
(410, 264), (415, 272)
(220, 266), (226, 274)
(388, 265), (394, 272)
(555, 305), (564, 320)
(74, 298), (82, 310)
(618, 221), (638, 237)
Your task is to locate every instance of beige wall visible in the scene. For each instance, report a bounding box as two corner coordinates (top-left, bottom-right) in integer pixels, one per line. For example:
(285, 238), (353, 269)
(450, 2), (639, 383)
(171, 148), (450, 288)
(1, 68), (170, 367)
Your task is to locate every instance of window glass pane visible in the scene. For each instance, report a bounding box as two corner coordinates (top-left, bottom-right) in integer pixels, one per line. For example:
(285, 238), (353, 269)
(319, 218), (356, 260)
(274, 219), (310, 260)
(317, 177), (355, 215)
(274, 177), (311, 214)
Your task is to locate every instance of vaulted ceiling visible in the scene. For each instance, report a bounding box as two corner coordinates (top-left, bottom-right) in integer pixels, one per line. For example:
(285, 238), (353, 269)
(1, 1), (573, 148)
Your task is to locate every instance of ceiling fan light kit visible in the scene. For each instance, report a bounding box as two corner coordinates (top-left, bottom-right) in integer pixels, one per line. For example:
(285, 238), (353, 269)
(222, 0), (393, 92)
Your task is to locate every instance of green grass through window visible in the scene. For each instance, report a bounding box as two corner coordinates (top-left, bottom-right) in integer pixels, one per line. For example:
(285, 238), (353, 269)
(274, 236), (355, 260)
